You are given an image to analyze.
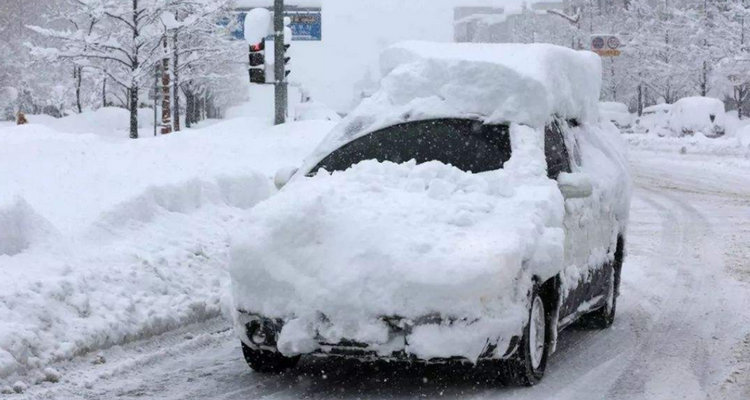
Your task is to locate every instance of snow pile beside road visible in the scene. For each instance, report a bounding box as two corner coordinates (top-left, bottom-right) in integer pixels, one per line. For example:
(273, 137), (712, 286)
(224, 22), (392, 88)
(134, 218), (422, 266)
(230, 124), (566, 362)
(626, 133), (750, 157)
(300, 41), (601, 173)
(23, 107), (155, 137)
(0, 196), (57, 256)
(0, 118), (335, 385)
(599, 101), (633, 128)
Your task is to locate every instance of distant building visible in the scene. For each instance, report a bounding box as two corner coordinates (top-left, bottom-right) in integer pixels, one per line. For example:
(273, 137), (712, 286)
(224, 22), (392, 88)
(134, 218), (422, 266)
(454, 1), (566, 44)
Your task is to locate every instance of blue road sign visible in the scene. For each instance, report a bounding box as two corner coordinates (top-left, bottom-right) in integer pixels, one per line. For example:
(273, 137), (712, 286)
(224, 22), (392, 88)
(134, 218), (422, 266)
(288, 11), (322, 41)
(231, 10), (322, 41)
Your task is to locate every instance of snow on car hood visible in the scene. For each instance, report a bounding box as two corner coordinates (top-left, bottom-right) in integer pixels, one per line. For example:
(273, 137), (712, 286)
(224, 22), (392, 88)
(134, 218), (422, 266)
(297, 41), (602, 177)
(230, 125), (566, 360)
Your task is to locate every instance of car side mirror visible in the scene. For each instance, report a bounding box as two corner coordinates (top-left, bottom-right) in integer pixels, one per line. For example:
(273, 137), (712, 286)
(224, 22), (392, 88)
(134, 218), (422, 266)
(557, 172), (593, 199)
(274, 166), (298, 190)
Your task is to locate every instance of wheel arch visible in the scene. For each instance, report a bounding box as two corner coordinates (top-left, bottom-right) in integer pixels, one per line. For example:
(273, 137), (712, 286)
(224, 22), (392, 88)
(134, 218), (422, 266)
(535, 274), (562, 354)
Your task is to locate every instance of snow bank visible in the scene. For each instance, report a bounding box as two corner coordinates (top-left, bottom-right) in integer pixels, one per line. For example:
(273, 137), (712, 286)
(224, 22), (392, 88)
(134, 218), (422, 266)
(230, 123), (566, 362)
(599, 102), (629, 114)
(298, 41), (602, 174)
(24, 107), (155, 138)
(668, 97), (726, 137)
(737, 125), (750, 148)
(294, 101), (341, 122)
(0, 118), (335, 384)
(0, 119), (333, 235)
(599, 101), (633, 129)
(634, 103), (672, 135)
(626, 133), (750, 158)
(0, 177), (268, 381)
(0, 197), (57, 256)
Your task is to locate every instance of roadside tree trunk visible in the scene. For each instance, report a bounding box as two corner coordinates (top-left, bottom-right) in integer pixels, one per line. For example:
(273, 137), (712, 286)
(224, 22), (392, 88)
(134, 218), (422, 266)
(74, 66), (83, 113)
(102, 77), (107, 108)
(161, 36), (172, 135)
(184, 88), (193, 128)
(128, 0), (140, 139)
(172, 29), (181, 132)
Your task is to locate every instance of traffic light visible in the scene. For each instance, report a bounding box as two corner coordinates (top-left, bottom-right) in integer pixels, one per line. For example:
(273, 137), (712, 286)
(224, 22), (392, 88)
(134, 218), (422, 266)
(249, 39), (266, 84)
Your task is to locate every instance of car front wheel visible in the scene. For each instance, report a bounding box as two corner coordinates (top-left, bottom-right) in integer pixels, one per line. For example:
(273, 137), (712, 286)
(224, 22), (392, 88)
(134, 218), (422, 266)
(501, 284), (550, 386)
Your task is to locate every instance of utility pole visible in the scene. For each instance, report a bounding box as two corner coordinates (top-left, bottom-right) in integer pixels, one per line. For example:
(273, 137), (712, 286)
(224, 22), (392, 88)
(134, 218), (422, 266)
(274, 0), (287, 125)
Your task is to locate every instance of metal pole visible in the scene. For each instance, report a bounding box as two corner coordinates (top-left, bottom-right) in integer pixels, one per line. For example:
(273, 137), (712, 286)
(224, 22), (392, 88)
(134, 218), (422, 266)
(274, 0), (287, 125)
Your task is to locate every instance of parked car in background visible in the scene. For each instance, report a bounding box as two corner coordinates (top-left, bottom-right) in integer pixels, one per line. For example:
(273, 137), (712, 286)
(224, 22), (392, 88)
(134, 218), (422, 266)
(599, 102), (633, 132)
(668, 97), (726, 138)
(634, 103), (672, 135)
(230, 41), (632, 387)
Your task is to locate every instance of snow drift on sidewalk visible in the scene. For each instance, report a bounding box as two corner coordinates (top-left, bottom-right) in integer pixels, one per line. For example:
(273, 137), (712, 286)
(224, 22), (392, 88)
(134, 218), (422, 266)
(0, 197), (57, 257)
(0, 118), (335, 384)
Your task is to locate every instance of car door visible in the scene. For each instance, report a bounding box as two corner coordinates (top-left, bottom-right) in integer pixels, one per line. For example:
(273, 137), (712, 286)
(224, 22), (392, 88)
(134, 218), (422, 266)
(544, 120), (587, 320)
(553, 121), (615, 321)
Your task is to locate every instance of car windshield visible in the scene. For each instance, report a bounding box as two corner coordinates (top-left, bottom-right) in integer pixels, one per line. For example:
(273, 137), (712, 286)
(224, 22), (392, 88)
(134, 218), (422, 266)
(311, 119), (512, 174)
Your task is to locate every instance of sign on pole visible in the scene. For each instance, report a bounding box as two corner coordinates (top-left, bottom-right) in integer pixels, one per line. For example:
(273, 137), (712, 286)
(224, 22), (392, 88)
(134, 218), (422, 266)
(231, 7), (322, 42)
(591, 34), (622, 57)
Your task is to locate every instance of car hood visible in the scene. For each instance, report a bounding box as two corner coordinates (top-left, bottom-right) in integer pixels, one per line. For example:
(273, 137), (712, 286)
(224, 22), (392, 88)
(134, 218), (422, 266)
(230, 156), (565, 324)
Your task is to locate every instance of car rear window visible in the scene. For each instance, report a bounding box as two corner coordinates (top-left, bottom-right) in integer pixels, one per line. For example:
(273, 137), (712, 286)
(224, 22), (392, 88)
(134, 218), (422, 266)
(311, 119), (512, 174)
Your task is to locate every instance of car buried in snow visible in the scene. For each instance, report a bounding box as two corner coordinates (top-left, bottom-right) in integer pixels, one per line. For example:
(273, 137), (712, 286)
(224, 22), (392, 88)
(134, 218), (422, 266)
(634, 103), (672, 135)
(230, 42), (632, 386)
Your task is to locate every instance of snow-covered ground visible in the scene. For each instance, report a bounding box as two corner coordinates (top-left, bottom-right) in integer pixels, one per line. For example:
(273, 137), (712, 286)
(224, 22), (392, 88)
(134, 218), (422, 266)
(0, 111), (336, 390)
(5, 144), (748, 399)
(1, 108), (749, 398)
(625, 132), (750, 158)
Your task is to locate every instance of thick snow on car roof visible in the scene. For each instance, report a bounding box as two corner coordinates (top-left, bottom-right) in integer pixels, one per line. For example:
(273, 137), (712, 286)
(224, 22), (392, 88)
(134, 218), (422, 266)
(298, 41), (602, 175)
(379, 41), (602, 125)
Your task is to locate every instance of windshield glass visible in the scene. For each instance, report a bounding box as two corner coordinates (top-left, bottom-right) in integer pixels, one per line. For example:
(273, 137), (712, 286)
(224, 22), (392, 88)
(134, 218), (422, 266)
(311, 119), (511, 174)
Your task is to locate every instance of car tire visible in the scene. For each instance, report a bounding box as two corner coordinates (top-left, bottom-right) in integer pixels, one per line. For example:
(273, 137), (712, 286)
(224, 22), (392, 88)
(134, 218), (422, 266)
(500, 284), (550, 387)
(579, 261), (621, 329)
(241, 342), (300, 373)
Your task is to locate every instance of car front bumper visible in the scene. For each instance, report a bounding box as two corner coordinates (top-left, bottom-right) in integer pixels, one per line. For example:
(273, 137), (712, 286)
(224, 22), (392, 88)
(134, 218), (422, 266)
(234, 310), (521, 364)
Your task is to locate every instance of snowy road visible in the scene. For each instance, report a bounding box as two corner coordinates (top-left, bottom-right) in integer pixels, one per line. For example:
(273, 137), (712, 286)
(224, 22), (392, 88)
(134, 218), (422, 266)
(15, 150), (750, 400)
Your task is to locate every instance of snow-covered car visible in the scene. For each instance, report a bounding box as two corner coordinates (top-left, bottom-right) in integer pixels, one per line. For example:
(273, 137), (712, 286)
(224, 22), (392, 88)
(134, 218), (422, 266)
(230, 42), (631, 386)
(668, 96), (726, 138)
(294, 101), (342, 122)
(599, 101), (633, 131)
(634, 103), (672, 135)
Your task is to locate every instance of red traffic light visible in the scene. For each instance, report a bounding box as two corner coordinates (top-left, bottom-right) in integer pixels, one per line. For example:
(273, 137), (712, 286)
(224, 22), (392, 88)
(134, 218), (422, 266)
(250, 40), (265, 52)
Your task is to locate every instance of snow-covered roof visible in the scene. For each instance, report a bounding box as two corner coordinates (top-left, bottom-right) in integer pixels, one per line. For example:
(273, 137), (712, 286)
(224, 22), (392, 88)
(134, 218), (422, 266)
(379, 41), (601, 125)
(298, 41), (602, 174)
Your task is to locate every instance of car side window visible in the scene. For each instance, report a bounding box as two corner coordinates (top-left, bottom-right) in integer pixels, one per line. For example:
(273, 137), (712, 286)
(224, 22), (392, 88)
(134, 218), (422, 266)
(544, 120), (572, 179)
(564, 119), (583, 168)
